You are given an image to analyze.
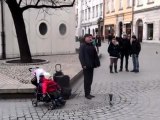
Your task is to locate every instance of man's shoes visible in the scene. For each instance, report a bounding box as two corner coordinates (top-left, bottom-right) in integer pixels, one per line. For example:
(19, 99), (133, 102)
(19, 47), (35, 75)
(119, 69), (122, 72)
(85, 95), (92, 99)
(130, 70), (135, 72)
(89, 94), (95, 98)
(135, 70), (139, 73)
(126, 69), (129, 72)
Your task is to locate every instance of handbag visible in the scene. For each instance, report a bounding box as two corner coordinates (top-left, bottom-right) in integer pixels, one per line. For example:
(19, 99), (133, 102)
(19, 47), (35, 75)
(94, 55), (100, 68)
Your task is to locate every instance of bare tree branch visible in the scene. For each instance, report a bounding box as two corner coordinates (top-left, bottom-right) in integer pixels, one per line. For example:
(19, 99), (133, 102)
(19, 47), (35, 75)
(35, 0), (40, 6)
(18, 0), (23, 6)
(21, 0), (75, 12)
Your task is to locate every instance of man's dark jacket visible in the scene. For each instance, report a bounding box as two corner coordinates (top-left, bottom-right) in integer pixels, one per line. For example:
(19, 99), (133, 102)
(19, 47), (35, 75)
(79, 42), (100, 68)
(119, 38), (131, 54)
(130, 40), (141, 55)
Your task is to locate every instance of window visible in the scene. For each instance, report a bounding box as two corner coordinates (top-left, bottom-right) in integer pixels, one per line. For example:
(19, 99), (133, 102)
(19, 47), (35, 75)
(100, 3), (103, 16)
(88, 8), (90, 19)
(82, 0), (84, 5)
(39, 22), (47, 35)
(85, 9), (87, 20)
(59, 23), (67, 35)
(96, 5), (98, 17)
(137, 0), (143, 6)
(127, 0), (132, 7)
(119, 0), (123, 10)
(82, 10), (84, 21)
(92, 6), (95, 18)
(111, 0), (115, 12)
(147, 23), (153, 40)
(148, 0), (154, 4)
(106, 0), (109, 13)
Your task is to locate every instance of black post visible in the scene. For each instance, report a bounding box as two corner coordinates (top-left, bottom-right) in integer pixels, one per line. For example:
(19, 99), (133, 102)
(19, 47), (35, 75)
(109, 93), (113, 106)
(1, 0), (6, 59)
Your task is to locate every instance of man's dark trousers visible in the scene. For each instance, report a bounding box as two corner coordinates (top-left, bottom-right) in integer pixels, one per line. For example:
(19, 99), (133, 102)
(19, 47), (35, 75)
(83, 68), (94, 96)
(120, 52), (129, 70)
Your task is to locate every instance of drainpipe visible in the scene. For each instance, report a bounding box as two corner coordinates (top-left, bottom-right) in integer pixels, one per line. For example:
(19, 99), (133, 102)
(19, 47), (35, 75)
(131, 0), (134, 36)
(103, 0), (105, 39)
(1, 0), (6, 59)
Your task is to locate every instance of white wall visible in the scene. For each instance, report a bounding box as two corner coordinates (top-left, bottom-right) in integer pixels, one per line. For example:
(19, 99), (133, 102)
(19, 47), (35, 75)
(134, 0), (160, 11)
(0, 5), (2, 58)
(3, 2), (76, 58)
(76, 0), (103, 36)
(133, 0), (160, 43)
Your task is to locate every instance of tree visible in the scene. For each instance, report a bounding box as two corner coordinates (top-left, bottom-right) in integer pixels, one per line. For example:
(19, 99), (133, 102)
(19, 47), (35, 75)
(5, 0), (75, 63)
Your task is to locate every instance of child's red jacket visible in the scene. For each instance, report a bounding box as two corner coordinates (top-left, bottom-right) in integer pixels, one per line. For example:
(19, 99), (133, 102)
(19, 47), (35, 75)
(42, 78), (60, 94)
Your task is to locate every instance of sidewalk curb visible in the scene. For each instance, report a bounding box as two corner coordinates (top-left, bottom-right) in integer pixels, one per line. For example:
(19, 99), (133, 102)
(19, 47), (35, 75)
(0, 54), (102, 98)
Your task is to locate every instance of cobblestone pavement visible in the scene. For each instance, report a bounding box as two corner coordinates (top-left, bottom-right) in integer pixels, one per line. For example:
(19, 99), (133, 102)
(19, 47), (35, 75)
(0, 43), (160, 120)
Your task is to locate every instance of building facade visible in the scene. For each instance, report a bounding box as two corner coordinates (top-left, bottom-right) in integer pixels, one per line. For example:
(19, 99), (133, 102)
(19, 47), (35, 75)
(133, 0), (160, 42)
(75, 0), (104, 37)
(104, 0), (133, 38)
(0, 2), (76, 59)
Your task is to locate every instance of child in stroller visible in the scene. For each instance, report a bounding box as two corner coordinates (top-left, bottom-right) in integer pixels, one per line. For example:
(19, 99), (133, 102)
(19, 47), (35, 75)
(29, 68), (66, 110)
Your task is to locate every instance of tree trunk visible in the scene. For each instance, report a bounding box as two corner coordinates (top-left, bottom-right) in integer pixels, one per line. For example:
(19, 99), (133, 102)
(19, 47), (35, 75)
(6, 0), (32, 63)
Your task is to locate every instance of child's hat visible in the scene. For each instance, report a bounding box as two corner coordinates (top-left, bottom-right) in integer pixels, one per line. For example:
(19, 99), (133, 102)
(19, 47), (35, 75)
(44, 72), (51, 79)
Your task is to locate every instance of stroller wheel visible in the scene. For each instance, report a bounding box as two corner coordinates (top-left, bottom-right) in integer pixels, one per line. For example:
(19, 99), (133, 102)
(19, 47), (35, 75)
(32, 99), (38, 107)
(58, 97), (66, 106)
(60, 99), (66, 106)
(48, 100), (56, 110)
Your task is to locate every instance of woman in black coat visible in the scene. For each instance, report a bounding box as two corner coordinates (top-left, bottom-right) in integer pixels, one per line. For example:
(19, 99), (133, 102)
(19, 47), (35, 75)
(108, 37), (120, 73)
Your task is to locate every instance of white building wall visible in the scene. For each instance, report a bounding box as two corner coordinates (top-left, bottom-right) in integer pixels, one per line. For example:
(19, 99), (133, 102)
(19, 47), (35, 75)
(2, 2), (75, 58)
(133, 0), (160, 43)
(134, 0), (160, 11)
(0, 5), (2, 58)
(76, 0), (103, 37)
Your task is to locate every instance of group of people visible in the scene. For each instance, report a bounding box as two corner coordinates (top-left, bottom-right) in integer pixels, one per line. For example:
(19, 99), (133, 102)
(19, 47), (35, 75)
(108, 33), (141, 73)
(78, 33), (141, 100)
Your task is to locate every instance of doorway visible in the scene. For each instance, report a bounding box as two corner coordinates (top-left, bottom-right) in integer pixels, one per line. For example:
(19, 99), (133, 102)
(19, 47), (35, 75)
(119, 22), (123, 37)
(137, 19), (143, 42)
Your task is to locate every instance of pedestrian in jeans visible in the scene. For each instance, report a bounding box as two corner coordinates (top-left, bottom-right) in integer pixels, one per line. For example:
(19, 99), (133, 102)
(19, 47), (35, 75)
(130, 35), (141, 73)
(108, 37), (120, 73)
(79, 34), (100, 99)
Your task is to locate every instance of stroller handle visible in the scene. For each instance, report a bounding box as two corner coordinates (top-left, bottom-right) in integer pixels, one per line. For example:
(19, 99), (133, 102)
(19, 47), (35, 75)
(28, 67), (39, 72)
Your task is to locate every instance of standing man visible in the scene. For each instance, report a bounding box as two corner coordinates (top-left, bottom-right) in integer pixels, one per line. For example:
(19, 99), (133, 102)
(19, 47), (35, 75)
(130, 35), (141, 73)
(79, 34), (100, 99)
(119, 33), (131, 72)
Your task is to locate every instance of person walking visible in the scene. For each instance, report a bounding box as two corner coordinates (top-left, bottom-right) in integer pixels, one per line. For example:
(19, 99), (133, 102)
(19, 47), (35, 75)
(108, 31), (113, 44)
(119, 33), (131, 72)
(108, 37), (120, 73)
(130, 35), (141, 73)
(79, 34), (100, 99)
(95, 35), (101, 54)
